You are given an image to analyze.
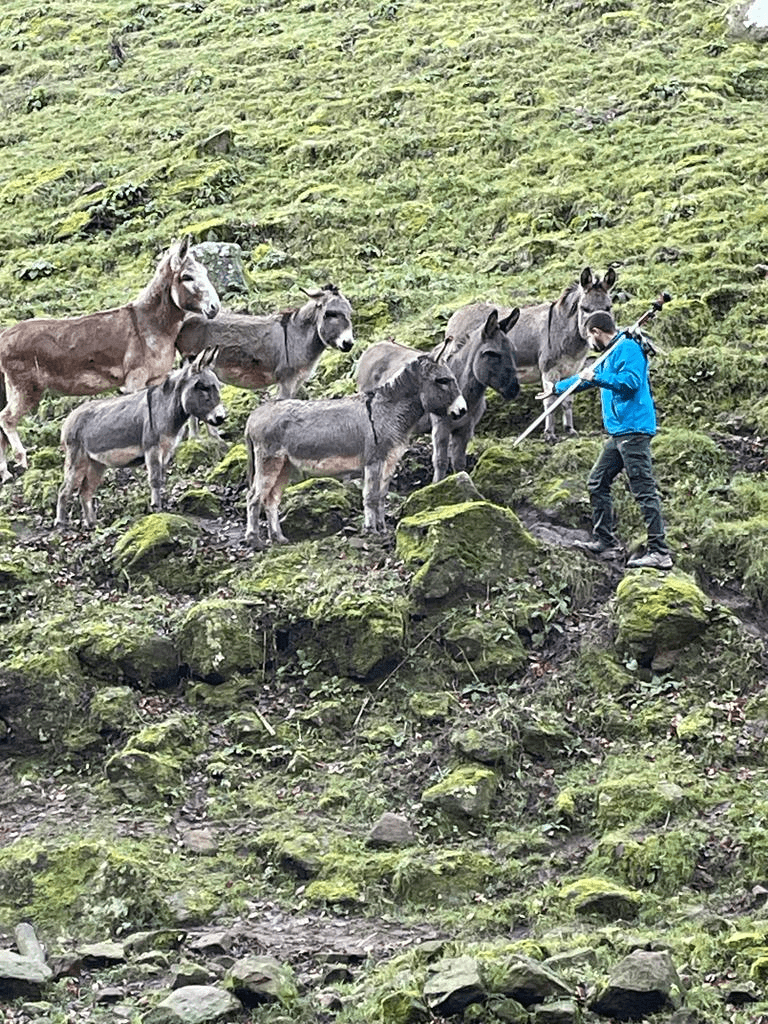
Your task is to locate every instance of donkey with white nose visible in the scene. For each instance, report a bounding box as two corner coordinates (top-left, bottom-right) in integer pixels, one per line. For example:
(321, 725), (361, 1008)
(55, 348), (225, 527)
(244, 348), (466, 548)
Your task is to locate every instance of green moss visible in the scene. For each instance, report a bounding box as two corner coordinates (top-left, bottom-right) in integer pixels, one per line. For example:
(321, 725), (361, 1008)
(400, 472), (484, 519)
(176, 487), (222, 517)
(172, 438), (224, 474)
(470, 443), (538, 510)
(560, 876), (643, 920)
(207, 443), (248, 486)
(596, 772), (701, 831)
(279, 477), (360, 541)
(396, 501), (539, 604)
(614, 570), (710, 660)
(0, 837), (172, 939)
(588, 829), (701, 896)
(696, 517), (768, 607)
(112, 513), (198, 571)
(421, 765), (499, 819)
(173, 598), (263, 683)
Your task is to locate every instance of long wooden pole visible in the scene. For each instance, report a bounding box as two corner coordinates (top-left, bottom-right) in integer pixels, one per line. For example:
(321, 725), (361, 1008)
(512, 291), (671, 447)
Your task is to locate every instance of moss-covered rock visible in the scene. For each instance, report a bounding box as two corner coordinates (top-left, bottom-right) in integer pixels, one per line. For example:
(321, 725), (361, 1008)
(596, 772), (697, 830)
(172, 437), (225, 474)
(396, 501), (539, 603)
(470, 443), (538, 510)
(224, 954), (298, 1008)
(75, 614), (179, 690)
(614, 570), (710, 662)
(0, 837), (171, 940)
(421, 765), (498, 819)
(106, 714), (206, 804)
(560, 876), (643, 921)
(400, 471), (484, 519)
(443, 615), (528, 683)
(588, 828), (700, 896)
(174, 598), (263, 683)
(279, 477), (360, 540)
(88, 686), (139, 735)
(301, 590), (409, 679)
(112, 513), (203, 591)
(696, 516), (768, 607)
(207, 442), (248, 486)
(176, 487), (222, 517)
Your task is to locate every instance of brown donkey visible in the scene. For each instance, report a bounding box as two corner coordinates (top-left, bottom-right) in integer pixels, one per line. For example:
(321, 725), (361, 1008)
(0, 236), (220, 483)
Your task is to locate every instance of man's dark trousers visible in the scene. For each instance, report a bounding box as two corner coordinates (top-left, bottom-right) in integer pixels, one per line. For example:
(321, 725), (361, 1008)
(587, 432), (670, 554)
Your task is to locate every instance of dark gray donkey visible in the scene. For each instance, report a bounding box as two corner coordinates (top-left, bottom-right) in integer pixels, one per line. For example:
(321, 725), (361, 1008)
(244, 350), (466, 548)
(55, 348), (225, 527)
(445, 267), (616, 441)
(177, 283), (354, 398)
(356, 308), (521, 482)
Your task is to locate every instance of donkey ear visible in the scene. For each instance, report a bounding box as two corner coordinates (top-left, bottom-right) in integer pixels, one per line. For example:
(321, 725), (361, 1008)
(602, 267), (617, 290)
(432, 337), (451, 363)
(177, 235), (191, 260)
(580, 266), (594, 289)
(483, 309), (500, 335)
(190, 348), (207, 373)
(204, 346), (219, 369)
(301, 286), (324, 301)
(500, 307), (520, 332)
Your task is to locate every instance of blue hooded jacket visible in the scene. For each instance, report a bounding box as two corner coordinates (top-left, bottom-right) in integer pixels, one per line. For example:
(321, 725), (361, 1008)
(553, 331), (656, 436)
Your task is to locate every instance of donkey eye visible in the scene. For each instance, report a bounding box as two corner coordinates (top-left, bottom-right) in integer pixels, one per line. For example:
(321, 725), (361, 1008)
(483, 350), (501, 360)
(436, 376), (453, 386)
(325, 310), (339, 319)
(181, 273), (196, 283)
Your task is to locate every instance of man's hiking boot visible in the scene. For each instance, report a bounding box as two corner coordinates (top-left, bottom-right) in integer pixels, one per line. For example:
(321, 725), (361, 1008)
(574, 538), (623, 561)
(626, 550), (673, 569)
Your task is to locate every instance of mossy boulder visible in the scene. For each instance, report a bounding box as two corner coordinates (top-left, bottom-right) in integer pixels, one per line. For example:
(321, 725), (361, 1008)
(301, 591), (409, 679)
(279, 477), (360, 540)
(396, 501), (539, 603)
(74, 615), (179, 690)
(176, 487), (222, 517)
(423, 954), (484, 1017)
(589, 828), (700, 896)
(696, 516), (768, 607)
(207, 442), (248, 486)
(0, 653), (87, 754)
(224, 954), (298, 1008)
(112, 513), (202, 589)
(451, 726), (510, 764)
(560, 877), (643, 920)
(174, 599), (263, 683)
(589, 949), (683, 1019)
(88, 686), (139, 735)
(614, 571), (710, 662)
(421, 765), (499, 819)
(172, 437), (225, 474)
(400, 471), (484, 519)
(482, 953), (572, 1007)
(596, 772), (696, 830)
(106, 714), (207, 804)
(470, 444), (537, 510)
(0, 838), (171, 940)
(442, 615), (527, 683)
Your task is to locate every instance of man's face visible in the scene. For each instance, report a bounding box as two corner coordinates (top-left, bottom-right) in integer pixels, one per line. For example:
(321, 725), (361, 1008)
(588, 327), (613, 352)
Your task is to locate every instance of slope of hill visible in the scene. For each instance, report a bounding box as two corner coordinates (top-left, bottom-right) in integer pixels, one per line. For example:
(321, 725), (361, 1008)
(1, 2), (768, 1023)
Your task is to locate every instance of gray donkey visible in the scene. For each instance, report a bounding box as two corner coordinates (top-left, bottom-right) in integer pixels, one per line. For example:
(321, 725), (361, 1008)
(244, 350), (466, 548)
(177, 283), (354, 398)
(445, 267), (616, 441)
(55, 348), (225, 527)
(356, 308), (521, 482)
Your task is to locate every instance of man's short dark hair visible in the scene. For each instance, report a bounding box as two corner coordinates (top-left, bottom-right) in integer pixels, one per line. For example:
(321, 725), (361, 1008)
(585, 311), (616, 334)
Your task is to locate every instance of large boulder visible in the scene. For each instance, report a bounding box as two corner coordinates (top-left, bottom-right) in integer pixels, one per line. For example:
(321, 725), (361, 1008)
(396, 500), (539, 603)
(421, 765), (498, 818)
(143, 983), (241, 1023)
(423, 955), (484, 1016)
(174, 599), (262, 684)
(589, 949), (684, 1020)
(614, 571), (709, 663)
(191, 241), (249, 294)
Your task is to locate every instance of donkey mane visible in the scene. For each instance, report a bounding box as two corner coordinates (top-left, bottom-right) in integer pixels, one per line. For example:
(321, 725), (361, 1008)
(376, 357), (421, 401)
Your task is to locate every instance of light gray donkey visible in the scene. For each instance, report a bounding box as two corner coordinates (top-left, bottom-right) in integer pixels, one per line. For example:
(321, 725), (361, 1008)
(445, 267), (616, 441)
(244, 350), (466, 548)
(177, 283), (354, 398)
(356, 308), (521, 482)
(55, 348), (225, 527)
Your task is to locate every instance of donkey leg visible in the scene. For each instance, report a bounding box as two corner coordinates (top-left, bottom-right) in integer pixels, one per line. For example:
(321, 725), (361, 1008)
(145, 448), (165, 511)
(0, 381), (37, 477)
(362, 463), (384, 532)
(541, 373), (560, 442)
(448, 425), (472, 475)
(245, 448), (267, 549)
(431, 420), (451, 483)
(264, 459), (292, 545)
(55, 452), (84, 527)
(562, 395), (578, 435)
(79, 460), (106, 528)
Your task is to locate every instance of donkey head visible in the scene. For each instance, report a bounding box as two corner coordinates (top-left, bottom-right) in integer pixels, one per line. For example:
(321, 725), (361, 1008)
(472, 308), (521, 400)
(169, 236), (221, 320)
(182, 347), (226, 426)
(301, 284), (355, 353)
(421, 353), (467, 420)
(573, 266), (617, 339)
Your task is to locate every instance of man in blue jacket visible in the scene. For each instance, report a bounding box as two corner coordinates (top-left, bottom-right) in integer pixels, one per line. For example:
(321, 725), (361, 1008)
(548, 310), (673, 569)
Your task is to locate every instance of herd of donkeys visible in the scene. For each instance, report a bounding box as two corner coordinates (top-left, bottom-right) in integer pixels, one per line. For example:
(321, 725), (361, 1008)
(0, 237), (617, 546)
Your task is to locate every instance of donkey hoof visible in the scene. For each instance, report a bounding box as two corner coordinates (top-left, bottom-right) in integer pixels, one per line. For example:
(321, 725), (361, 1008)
(245, 533), (266, 550)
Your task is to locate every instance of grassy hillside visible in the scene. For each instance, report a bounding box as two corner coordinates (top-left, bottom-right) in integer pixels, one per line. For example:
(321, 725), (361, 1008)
(2, 2), (768, 1024)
